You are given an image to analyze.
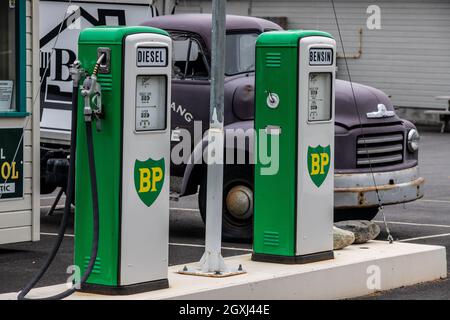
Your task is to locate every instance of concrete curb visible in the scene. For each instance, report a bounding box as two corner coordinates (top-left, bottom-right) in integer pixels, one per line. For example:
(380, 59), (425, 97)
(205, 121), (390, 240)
(1, 241), (446, 300)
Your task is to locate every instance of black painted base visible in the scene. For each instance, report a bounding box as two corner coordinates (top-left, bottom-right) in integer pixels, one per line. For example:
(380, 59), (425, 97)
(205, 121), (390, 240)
(78, 279), (169, 296)
(252, 250), (334, 265)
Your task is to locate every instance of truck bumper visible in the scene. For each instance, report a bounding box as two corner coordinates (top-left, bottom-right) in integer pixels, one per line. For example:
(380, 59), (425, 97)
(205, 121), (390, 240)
(334, 166), (424, 209)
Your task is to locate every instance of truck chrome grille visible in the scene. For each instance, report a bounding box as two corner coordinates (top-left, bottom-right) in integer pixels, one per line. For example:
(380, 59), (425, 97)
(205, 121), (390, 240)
(356, 132), (404, 167)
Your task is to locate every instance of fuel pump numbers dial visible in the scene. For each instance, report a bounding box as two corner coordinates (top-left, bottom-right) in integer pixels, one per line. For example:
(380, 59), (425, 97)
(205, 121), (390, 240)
(135, 75), (166, 131)
(308, 73), (332, 122)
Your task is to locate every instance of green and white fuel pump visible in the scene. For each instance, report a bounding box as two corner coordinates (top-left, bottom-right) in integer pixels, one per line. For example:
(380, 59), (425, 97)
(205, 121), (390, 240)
(18, 26), (172, 299)
(74, 26), (172, 294)
(253, 30), (336, 264)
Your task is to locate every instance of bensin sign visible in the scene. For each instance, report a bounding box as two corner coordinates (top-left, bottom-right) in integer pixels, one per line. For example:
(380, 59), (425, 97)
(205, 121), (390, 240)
(309, 48), (333, 66)
(0, 128), (23, 200)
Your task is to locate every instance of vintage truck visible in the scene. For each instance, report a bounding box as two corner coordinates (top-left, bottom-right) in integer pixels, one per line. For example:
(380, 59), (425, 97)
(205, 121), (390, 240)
(40, 14), (424, 242)
(141, 14), (424, 241)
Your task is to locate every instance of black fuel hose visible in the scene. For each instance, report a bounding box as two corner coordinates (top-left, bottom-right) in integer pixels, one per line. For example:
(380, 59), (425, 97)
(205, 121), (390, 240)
(18, 81), (101, 300)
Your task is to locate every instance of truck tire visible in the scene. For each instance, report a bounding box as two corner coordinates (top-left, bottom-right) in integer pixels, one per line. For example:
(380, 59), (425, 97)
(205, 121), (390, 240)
(199, 165), (253, 243)
(334, 207), (379, 222)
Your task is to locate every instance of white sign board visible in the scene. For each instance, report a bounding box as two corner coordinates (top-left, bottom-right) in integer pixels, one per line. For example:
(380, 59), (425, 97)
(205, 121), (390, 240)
(40, 1), (156, 134)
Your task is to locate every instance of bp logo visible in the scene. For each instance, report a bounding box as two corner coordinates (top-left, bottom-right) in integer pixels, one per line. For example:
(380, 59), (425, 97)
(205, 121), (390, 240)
(307, 145), (331, 188)
(134, 158), (165, 207)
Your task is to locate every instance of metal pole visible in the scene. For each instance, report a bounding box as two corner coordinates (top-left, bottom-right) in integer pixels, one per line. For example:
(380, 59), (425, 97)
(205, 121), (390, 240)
(178, 0), (244, 277)
(198, 0), (227, 273)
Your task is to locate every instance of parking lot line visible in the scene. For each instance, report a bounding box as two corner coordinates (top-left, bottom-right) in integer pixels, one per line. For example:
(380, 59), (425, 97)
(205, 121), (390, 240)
(40, 206), (198, 211)
(399, 233), (450, 242)
(419, 199), (450, 204)
(374, 220), (450, 229)
(40, 232), (74, 238)
(41, 196), (65, 201)
(169, 207), (199, 212)
(40, 205), (65, 211)
(169, 242), (252, 252)
(40, 232), (252, 252)
(43, 199), (450, 206)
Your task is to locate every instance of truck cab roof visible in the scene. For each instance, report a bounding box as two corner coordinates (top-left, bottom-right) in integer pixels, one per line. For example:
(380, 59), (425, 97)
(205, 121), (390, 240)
(141, 14), (282, 51)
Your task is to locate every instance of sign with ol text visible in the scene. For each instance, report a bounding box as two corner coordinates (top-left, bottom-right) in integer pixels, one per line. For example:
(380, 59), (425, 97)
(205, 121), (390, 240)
(0, 128), (23, 200)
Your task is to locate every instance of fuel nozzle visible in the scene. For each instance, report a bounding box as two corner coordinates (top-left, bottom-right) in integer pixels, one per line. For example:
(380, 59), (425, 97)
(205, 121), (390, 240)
(81, 53), (106, 130)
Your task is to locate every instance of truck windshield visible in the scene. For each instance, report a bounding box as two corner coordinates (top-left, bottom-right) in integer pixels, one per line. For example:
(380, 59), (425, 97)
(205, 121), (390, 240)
(225, 33), (258, 75)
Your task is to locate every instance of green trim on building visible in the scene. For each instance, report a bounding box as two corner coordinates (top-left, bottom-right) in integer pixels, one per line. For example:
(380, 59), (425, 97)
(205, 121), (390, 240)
(0, 111), (30, 117)
(17, 0), (26, 114)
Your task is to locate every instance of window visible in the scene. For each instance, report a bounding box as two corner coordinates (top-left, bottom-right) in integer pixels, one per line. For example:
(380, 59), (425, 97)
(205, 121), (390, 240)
(0, 0), (25, 114)
(225, 33), (258, 75)
(172, 34), (209, 80)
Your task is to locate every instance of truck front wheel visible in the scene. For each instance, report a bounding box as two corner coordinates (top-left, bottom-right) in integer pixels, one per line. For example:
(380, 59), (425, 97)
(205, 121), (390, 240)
(198, 165), (253, 243)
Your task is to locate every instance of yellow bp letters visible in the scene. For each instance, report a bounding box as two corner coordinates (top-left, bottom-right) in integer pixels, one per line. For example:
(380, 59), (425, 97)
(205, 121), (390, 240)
(310, 153), (329, 176)
(151, 167), (163, 191)
(320, 152), (329, 174)
(310, 154), (320, 175)
(139, 167), (163, 193)
(139, 168), (151, 193)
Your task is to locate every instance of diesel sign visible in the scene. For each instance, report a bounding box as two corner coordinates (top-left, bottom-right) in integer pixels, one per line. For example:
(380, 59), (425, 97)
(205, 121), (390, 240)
(137, 47), (167, 67)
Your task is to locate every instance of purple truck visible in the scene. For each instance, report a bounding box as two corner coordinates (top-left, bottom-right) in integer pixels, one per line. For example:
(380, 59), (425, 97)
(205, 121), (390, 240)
(140, 14), (424, 242)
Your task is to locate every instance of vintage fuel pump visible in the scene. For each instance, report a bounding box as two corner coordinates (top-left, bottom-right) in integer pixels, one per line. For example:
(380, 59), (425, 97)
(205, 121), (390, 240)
(18, 26), (172, 299)
(253, 30), (336, 264)
(74, 26), (172, 294)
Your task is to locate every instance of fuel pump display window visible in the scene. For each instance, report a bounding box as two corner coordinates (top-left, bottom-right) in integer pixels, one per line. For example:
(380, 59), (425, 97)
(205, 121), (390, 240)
(308, 73), (332, 122)
(135, 75), (167, 131)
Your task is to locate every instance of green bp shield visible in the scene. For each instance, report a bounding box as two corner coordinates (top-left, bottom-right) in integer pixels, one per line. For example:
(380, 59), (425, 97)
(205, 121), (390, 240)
(134, 158), (165, 207)
(307, 145), (331, 188)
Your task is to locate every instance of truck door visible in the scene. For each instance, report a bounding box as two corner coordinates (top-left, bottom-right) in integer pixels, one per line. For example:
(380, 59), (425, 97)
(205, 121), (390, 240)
(170, 35), (210, 176)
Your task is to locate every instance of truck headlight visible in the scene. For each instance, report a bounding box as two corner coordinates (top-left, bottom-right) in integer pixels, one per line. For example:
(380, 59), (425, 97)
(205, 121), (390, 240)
(407, 129), (420, 152)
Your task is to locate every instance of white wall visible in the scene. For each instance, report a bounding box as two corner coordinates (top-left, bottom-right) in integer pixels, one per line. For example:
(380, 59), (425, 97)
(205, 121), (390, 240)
(169, 0), (450, 110)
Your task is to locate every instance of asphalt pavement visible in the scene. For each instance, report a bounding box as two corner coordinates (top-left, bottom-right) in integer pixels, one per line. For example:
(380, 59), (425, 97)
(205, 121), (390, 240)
(0, 125), (449, 299)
